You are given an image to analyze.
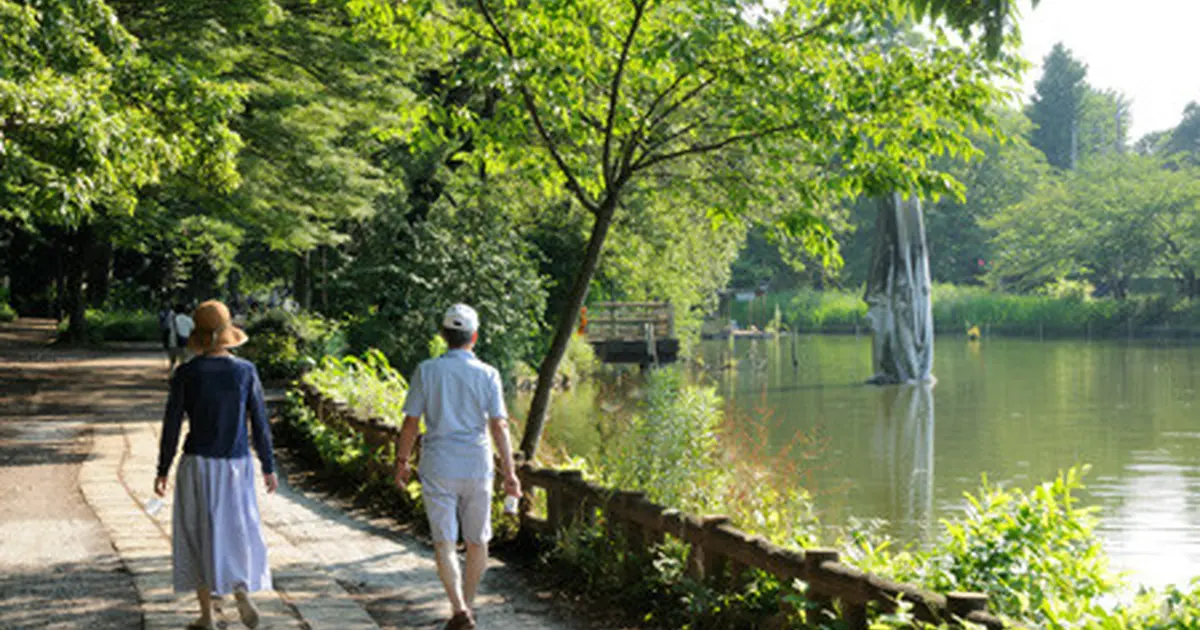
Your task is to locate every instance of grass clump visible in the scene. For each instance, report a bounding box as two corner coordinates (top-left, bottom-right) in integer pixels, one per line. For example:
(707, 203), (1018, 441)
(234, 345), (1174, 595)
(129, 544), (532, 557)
(758, 284), (1200, 337)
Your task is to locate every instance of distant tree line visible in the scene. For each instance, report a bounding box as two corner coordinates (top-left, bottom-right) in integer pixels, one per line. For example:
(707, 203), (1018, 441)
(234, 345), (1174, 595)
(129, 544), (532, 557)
(734, 43), (1200, 302)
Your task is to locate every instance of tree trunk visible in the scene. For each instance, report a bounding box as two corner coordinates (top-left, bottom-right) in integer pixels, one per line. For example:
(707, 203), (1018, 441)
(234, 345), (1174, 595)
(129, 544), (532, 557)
(54, 247), (66, 320)
(85, 235), (112, 308)
(863, 194), (934, 384)
(520, 198), (618, 458)
(321, 246), (329, 313)
(1184, 269), (1199, 300)
(65, 225), (92, 343)
(294, 251), (311, 310)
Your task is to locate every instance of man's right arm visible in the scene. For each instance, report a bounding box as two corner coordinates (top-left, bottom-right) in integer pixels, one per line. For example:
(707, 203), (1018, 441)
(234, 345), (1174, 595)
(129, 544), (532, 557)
(484, 365), (519, 494)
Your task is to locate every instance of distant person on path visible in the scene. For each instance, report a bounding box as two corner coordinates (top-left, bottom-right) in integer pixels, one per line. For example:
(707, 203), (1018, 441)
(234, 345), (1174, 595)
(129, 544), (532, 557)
(155, 300), (277, 630)
(394, 304), (521, 630)
(167, 304), (196, 375)
(159, 303), (176, 370)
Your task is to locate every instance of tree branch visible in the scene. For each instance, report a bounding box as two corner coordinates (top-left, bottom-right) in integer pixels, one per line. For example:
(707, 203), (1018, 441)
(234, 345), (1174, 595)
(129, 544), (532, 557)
(602, 0), (647, 188)
(637, 118), (709, 160)
(431, 10), (503, 47)
(643, 76), (715, 139)
(474, 0), (598, 213)
(637, 10), (837, 140)
(632, 123), (801, 172)
(639, 70), (698, 134)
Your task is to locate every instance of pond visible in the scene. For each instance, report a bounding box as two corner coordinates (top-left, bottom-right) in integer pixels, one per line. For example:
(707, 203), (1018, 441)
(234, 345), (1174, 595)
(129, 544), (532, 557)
(514, 335), (1200, 588)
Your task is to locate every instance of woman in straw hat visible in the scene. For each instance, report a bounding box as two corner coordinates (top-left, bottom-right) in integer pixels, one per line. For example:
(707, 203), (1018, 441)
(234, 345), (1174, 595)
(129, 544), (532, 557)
(154, 300), (277, 629)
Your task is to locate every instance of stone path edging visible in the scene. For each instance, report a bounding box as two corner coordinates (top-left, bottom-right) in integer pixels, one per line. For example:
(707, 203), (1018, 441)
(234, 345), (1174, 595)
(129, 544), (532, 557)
(79, 421), (381, 630)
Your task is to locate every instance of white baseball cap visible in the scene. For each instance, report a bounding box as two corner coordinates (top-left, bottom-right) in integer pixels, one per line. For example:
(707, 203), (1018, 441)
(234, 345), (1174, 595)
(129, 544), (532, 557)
(442, 303), (479, 333)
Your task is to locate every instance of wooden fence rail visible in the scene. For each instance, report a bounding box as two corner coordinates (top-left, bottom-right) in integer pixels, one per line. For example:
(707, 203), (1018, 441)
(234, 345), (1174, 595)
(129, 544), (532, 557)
(294, 382), (1012, 629)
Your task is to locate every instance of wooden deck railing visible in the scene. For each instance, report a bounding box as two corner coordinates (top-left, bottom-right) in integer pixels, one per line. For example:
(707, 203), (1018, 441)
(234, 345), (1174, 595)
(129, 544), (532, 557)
(294, 381), (1012, 629)
(586, 301), (675, 342)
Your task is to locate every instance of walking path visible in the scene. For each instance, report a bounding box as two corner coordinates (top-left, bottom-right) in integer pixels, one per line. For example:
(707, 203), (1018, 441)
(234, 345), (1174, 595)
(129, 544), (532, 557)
(0, 320), (604, 630)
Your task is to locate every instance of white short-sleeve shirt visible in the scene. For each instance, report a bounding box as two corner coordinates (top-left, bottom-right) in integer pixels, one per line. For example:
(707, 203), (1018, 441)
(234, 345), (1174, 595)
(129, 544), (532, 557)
(174, 313), (195, 339)
(403, 349), (507, 480)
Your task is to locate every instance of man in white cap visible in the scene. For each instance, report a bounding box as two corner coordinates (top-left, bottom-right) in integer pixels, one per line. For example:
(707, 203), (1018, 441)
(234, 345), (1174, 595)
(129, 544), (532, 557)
(394, 303), (521, 630)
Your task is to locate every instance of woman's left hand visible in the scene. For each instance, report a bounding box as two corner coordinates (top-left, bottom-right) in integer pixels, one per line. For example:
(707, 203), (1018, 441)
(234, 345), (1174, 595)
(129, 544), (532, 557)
(264, 472), (278, 494)
(154, 476), (168, 497)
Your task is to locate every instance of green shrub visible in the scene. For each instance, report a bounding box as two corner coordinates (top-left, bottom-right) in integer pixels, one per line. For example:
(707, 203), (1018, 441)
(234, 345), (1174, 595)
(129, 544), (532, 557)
(57, 309), (160, 343)
(596, 369), (725, 510)
(548, 519), (792, 629)
(559, 333), (598, 387)
(917, 467), (1119, 627)
(0, 287), (15, 323)
(240, 309), (344, 381)
(302, 349), (408, 424)
(275, 391), (426, 526)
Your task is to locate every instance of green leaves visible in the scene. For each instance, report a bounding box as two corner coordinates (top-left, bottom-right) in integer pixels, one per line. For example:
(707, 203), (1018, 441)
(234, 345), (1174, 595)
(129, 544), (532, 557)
(351, 0), (1020, 229)
(919, 466), (1120, 627)
(987, 154), (1200, 298)
(0, 0), (242, 227)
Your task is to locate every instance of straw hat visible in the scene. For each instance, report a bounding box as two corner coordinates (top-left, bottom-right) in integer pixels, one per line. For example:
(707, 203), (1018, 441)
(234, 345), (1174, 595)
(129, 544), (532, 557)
(187, 300), (248, 354)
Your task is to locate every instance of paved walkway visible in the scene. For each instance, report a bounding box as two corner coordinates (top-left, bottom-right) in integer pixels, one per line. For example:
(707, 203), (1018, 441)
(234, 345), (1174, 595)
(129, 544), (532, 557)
(0, 320), (605, 630)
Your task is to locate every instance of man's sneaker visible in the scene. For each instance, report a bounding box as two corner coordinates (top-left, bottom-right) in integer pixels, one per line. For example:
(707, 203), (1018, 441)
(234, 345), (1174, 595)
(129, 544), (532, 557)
(443, 610), (476, 630)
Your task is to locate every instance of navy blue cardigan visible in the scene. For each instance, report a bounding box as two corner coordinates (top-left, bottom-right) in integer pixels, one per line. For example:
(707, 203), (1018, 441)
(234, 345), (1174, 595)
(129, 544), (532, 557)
(157, 356), (276, 477)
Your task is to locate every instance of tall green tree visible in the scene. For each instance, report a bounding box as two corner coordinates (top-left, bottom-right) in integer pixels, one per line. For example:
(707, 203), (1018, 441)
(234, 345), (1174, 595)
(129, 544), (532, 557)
(352, 0), (1025, 456)
(111, 0), (412, 307)
(987, 155), (1200, 299)
(1027, 43), (1088, 169)
(1, 0), (245, 340)
(1164, 102), (1200, 165)
(837, 108), (1049, 287)
(1077, 88), (1132, 158)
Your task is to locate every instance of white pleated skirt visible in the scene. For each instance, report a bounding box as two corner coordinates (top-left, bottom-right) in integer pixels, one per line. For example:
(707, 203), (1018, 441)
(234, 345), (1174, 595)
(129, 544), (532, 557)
(172, 454), (272, 595)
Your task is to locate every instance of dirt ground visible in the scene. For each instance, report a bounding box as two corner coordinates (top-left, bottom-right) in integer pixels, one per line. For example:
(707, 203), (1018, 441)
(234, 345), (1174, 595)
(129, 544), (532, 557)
(0, 320), (153, 629)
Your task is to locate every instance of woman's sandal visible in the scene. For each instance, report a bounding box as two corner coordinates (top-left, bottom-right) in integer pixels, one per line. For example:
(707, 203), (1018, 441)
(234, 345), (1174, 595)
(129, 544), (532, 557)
(234, 587), (260, 629)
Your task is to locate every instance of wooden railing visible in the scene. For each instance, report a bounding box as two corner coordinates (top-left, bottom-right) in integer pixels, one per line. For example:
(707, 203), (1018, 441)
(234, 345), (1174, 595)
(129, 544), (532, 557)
(586, 301), (674, 342)
(294, 382), (1012, 630)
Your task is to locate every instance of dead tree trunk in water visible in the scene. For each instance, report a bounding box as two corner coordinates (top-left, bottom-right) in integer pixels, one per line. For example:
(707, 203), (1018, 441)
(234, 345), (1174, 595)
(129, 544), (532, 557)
(864, 193), (934, 384)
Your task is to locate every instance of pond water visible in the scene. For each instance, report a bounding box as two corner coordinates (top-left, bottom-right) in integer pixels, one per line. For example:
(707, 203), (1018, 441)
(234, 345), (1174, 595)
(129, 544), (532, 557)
(514, 335), (1200, 588)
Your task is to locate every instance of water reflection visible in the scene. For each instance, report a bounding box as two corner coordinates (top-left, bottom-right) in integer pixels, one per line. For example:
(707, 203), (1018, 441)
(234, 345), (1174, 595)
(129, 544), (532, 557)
(870, 384), (935, 541)
(515, 335), (1200, 587)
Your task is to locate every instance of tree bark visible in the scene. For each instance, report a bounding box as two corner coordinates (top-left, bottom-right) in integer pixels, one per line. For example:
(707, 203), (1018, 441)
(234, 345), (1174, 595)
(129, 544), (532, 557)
(864, 194), (934, 384)
(85, 235), (112, 308)
(294, 251), (311, 310)
(65, 224), (92, 343)
(54, 245), (66, 320)
(520, 197), (618, 458)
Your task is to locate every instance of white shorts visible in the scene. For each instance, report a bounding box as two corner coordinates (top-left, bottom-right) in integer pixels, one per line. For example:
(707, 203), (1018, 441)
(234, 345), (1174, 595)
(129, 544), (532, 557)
(421, 474), (492, 545)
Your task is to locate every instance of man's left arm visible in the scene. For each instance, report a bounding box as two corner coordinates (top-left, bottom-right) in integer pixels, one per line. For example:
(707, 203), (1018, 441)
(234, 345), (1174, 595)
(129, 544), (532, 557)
(489, 416), (520, 498)
(486, 368), (520, 497)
